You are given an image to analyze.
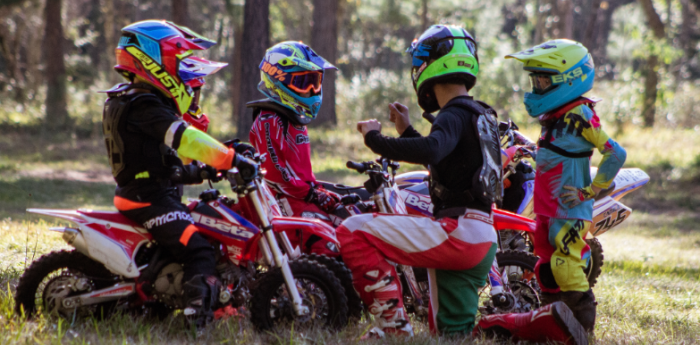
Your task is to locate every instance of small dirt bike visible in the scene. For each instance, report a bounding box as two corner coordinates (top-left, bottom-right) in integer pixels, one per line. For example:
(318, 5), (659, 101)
(322, 157), (541, 316)
(393, 120), (650, 288)
(16, 161), (349, 331)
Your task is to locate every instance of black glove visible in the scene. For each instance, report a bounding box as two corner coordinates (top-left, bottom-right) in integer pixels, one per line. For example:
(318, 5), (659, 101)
(306, 187), (340, 213)
(233, 153), (259, 181)
(199, 164), (220, 182)
(224, 139), (257, 158)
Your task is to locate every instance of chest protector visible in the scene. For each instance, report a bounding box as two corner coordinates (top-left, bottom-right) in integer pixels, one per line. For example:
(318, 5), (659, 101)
(102, 83), (133, 178)
(102, 83), (179, 185)
(537, 97), (596, 158)
(429, 98), (503, 207)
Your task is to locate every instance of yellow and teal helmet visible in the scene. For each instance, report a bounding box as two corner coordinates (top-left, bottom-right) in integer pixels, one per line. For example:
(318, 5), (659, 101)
(506, 39), (595, 117)
(258, 41), (336, 125)
(407, 25), (479, 113)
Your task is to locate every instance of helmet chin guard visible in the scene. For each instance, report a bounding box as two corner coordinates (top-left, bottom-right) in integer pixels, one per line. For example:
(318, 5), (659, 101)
(506, 39), (595, 117)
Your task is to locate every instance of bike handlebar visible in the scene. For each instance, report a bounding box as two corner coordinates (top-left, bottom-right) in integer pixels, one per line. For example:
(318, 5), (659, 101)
(346, 160), (369, 173)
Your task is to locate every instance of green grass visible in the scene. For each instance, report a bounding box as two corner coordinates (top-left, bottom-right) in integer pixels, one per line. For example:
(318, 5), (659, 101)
(0, 129), (698, 343)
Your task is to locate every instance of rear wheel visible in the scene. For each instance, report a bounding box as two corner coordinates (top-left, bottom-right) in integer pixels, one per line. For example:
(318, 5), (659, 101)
(15, 250), (118, 319)
(250, 258), (348, 331)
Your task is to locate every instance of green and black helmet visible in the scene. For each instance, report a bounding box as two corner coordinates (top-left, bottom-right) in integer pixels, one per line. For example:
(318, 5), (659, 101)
(407, 25), (479, 113)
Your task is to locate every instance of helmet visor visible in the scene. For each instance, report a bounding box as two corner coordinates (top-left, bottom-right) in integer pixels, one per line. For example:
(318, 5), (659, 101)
(528, 73), (556, 95)
(286, 71), (323, 95)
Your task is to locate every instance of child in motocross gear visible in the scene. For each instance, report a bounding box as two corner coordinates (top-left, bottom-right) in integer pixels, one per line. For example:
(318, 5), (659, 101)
(503, 39), (627, 333)
(248, 41), (341, 256)
(103, 20), (257, 328)
(342, 26), (590, 344)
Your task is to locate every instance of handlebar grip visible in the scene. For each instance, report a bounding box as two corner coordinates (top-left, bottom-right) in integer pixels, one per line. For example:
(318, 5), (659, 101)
(346, 160), (367, 173)
(422, 112), (436, 124)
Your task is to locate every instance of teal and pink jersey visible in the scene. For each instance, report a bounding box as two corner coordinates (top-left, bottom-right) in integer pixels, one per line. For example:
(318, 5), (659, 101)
(533, 100), (627, 220)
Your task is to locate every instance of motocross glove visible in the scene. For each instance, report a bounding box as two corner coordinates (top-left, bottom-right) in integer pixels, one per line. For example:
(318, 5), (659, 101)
(223, 139), (257, 158)
(560, 185), (597, 208)
(306, 186), (341, 213)
(233, 154), (259, 181)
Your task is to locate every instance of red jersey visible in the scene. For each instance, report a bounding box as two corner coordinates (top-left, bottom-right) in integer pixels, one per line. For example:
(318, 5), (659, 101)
(249, 110), (316, 200)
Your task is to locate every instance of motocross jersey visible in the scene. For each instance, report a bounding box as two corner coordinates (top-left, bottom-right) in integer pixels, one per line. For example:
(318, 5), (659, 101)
(102, 83), (235, 190)
(249, 106), (316, 200)
(364, 96), (493, 215)
(533, 98), (627, 220)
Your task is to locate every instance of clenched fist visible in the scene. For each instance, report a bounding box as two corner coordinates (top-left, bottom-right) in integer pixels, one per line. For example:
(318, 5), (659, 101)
(357, 119), (382, 137)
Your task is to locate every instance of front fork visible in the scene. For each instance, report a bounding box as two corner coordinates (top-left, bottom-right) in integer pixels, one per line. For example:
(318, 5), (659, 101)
(249, 184), (309, 317)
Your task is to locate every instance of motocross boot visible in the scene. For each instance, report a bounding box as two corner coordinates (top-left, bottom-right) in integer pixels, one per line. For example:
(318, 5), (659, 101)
(541, 289), (597, 333)
(473, 301), (587, 345)
(354, 261), (413, 338)
(182, 274), (221, 330)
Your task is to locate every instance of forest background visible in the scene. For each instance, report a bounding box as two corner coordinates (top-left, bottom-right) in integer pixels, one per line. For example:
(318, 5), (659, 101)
(0, 0), (699, 344)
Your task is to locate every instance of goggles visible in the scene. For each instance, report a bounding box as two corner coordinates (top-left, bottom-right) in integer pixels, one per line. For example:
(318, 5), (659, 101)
(285, 71), (323, 95)
(528, 73), (556, 95)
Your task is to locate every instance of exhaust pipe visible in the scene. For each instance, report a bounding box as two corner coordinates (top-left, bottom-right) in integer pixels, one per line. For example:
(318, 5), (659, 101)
(52, 227), (89, 256)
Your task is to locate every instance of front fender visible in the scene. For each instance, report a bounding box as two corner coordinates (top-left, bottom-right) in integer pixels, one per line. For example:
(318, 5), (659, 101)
(493, 209), (535, 232)
(272, 216), (338, 245)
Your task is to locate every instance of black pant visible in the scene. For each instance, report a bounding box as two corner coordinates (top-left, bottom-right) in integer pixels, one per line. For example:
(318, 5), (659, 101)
(117, 187), (216, 282)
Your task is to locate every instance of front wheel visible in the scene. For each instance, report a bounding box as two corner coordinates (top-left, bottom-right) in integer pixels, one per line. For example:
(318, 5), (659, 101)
(584, 238), (604, 288)
(303, 253), (363, 319)
(15, 250), (117, 319)
(480, 250), (541, 315)
(250, 258), (348, 331)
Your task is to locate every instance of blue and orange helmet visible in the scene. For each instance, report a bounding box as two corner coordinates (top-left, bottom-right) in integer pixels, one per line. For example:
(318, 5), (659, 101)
(115, 20), (227, 116)
(258, 41), (336, 125)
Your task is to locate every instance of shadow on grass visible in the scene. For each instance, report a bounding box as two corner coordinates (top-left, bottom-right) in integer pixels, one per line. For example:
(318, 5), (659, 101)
(0, 177), (114, 219)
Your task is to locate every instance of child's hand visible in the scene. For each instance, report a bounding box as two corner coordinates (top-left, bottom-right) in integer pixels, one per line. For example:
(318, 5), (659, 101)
(388, 102), (411, 135)
(560, 185), (598, 208)
(357, 120), (382, 137)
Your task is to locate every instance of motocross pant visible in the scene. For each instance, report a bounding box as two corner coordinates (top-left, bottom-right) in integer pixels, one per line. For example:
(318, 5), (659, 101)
(337, 210), (498, 335)
(534, 215), (591, 293)
(114, 189), (217, 282)
(277, 194), (340, 257)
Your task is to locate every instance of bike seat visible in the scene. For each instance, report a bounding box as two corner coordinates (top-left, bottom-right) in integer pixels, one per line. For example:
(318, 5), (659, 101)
(319, 181), (372, 201)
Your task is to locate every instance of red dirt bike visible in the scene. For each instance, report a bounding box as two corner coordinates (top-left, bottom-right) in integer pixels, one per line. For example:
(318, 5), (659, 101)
(15, 160), (349, 331)
(317, 158), (541, 317)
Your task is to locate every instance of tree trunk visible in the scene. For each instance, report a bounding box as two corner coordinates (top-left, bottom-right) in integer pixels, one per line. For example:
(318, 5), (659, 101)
(311, 0), (338, 127)
(554, 0), (574, 38)
(534, 0), (545, 43)
(230, 20), (243, 126)
(102, 0), (120, 84)
(641, 54), (658, 127)
(172, 0), (189, 27)
(638, 0), (665, 128)
(236, 0), (269, 139)
(43, 0), (69, 129)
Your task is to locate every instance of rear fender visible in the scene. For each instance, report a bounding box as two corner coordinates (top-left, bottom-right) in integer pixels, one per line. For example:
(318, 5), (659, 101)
(493, 209), (535, 232)
(395, 170), (429, 186)
(28, 208), (146, 278)
(272, 217), (339, 245)
(590, 167), (650, 201)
